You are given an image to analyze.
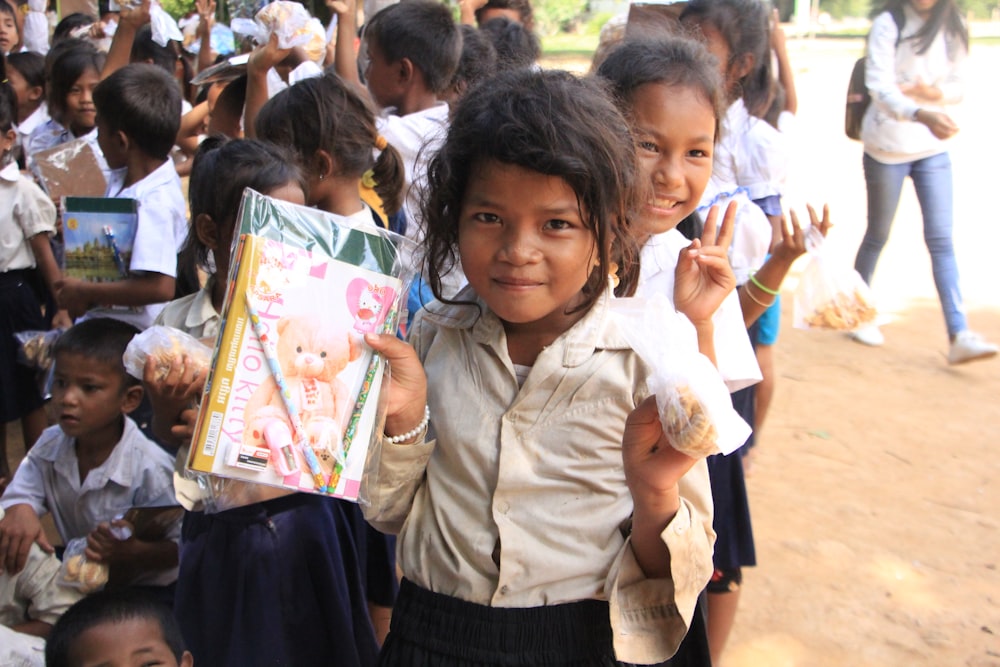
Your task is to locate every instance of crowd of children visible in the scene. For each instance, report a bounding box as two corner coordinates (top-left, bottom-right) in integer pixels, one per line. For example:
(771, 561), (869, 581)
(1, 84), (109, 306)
(0, 0), (990, 665)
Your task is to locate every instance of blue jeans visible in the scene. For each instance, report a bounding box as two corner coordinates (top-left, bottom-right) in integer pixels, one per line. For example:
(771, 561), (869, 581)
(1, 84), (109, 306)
(855, 151), (966, 337)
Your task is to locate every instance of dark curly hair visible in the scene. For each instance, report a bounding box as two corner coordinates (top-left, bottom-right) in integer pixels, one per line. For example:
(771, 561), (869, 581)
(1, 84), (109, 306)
(422, 68), (640, 312)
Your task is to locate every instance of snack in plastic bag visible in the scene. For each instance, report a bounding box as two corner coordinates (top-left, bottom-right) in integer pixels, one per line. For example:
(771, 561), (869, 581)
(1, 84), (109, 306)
(793, 229), (877, 331)
(232, 1), (326, 63)
(610, 294), (751, 458)
(123, 325), (213, 381)
(60, 538), (109, 593)
(15, 329), (63, 370)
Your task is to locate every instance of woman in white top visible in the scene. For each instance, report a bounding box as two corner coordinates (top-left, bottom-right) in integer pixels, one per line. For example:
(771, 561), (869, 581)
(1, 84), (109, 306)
(854, 0), (996, 363)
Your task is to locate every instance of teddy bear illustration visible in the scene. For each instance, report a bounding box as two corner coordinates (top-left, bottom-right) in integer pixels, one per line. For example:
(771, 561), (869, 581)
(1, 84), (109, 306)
(346, 278), (397, 334)
(243, 315), (363, 484)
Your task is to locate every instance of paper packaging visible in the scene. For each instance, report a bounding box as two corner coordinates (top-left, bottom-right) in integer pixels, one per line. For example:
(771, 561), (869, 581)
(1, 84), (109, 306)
(188, 189), (414, 502)
(31, 138), (107, 200)
(625, 0), (687, 40)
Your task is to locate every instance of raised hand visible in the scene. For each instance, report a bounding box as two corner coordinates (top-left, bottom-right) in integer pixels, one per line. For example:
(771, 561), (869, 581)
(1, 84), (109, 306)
(674, 200), (737, 328)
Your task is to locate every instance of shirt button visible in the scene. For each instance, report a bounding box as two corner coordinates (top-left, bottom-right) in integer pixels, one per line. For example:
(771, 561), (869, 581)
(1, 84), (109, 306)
(499, 585), (510, 595)
(497, 501), (510, 514)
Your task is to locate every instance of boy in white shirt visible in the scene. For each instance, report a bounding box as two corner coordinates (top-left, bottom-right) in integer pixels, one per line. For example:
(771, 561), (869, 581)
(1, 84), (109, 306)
(0, 318), (180, 590)
(54, 64), (185, 330)
(333, 0), (460, 288)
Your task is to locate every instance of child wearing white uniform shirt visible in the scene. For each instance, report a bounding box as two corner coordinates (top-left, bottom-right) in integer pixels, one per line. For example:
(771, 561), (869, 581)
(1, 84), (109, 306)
(0, 319), (181, 590)
(54, 65), (185, 330)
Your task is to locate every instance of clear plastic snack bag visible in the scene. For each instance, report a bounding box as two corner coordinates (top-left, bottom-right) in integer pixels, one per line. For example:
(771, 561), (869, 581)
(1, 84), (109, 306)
(610, 294), (751, 458)
(231, 1), (326, 63)
(793, 228), (877, 331)
(122, 325), (213, 382)
(15, 328), (64, 399)
(59, 537), (110, 593)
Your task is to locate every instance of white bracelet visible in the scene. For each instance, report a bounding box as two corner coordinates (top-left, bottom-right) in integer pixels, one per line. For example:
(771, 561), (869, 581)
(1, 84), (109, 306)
(385, 405), (430, 444)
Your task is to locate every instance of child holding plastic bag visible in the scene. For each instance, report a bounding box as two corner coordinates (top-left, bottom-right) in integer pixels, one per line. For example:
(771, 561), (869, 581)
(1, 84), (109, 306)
(360, 69), (740, 665)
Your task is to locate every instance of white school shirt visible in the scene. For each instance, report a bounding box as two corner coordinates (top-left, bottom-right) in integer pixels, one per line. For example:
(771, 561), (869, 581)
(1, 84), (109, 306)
(91, 159), (188, 329)
(861, 5), (965, 164)
(0, 418), (181, 586)
(0, 161), (56, 272)
(14, 103), (50, 156)
(362, 286), (716, 665)
(376, 104), (464, 291)
(637, 229), (761, 393)
(713, 99), (789, 202)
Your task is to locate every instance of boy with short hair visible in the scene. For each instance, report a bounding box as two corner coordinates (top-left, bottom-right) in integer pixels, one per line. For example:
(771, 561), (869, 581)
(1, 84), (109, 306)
(54, 64), (186, 330)
(333, 0), (460, 278)
(0, 318), (180, 590)
(45, 588), (193, 667)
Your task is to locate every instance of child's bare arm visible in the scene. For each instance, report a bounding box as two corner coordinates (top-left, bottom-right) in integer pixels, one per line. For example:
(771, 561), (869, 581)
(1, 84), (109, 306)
(458, 0), (489, 25)
(54, 272), (175, 319)
(330, 0), (363, 88)
(103, 0), (151, 80)
(771, 12), (797, 115)
(195, 0), (217, 74)
(622, 397), (700, 579)
(27, 233), (71, 328)
(0, 504), (53, 575)
(243, 34), (294, 139)
(85, 521), (178, 585)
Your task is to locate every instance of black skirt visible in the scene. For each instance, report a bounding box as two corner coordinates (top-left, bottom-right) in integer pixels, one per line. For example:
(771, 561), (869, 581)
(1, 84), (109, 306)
(0, 271), (46, 423)
(379, 578), (710, 667)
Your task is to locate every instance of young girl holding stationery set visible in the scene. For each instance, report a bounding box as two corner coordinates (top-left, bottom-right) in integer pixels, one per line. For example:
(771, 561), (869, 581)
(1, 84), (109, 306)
(143, 138), (396, 666)
(361, 68), (717, 666)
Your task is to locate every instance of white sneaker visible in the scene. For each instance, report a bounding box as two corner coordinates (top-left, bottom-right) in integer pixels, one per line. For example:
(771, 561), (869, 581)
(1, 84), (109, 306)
(849, 323), (884, 347)
(948, 330), (999, 365)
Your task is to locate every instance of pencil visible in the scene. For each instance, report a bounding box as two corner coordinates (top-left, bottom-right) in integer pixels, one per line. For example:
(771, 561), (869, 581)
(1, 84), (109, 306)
(326, 299), (400, 493)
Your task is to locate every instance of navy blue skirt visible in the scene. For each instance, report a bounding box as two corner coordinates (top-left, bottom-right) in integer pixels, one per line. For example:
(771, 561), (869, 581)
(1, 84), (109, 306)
(0, 271), (46, 423)
(379, 579), (709, 667)
(175, 493), (396, 667)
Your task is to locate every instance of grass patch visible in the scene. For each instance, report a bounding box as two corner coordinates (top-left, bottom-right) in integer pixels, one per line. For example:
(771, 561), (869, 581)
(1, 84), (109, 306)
(541, 32), (599, 58)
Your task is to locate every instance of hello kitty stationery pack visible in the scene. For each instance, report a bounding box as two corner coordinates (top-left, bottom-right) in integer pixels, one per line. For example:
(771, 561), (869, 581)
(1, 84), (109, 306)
(188, 189), (414, 501)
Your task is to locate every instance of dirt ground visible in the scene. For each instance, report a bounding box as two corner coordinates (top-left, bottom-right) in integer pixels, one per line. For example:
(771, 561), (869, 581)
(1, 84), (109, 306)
(6, 36), (1000, 667)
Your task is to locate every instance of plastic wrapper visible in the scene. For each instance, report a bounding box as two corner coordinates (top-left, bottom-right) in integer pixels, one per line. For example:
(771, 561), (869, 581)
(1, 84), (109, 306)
(150, 0), (185, 47)
(609, 293), (752, 457)
(123, 325), (213, 381)
(15, 329), (64, 399)
(186, 188), (416, 504)
(30, 138), (107, 200)
(794, 229), (877, 331)
(184, 23), (236, 57)
(231, 1), (327, 63)
(59, 538), (109, 593)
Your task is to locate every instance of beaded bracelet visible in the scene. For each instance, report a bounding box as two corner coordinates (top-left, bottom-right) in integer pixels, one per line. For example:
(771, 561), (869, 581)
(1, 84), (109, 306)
(743, 282), (774, 308)
(749, 272), (780, 296)
(385, 405), (430, 444)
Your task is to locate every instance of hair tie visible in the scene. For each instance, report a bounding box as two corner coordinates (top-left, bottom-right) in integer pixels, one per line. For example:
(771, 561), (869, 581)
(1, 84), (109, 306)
(374, 135), (388, 151)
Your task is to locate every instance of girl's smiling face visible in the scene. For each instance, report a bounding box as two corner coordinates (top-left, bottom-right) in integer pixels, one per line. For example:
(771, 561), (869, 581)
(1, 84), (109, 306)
(458, 159), (599, 339)
(630, 82), (716, 242)
(65, 67), (100, 136)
